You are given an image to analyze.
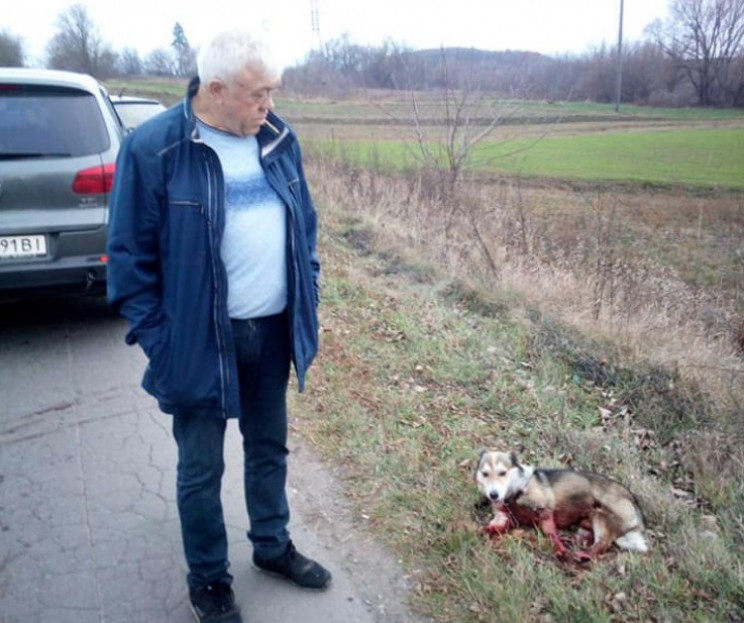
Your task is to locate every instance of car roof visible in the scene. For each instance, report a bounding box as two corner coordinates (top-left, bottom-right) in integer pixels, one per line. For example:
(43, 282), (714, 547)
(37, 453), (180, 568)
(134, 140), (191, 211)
(110, 95), (163, 104)
(0, 67), (103, 95)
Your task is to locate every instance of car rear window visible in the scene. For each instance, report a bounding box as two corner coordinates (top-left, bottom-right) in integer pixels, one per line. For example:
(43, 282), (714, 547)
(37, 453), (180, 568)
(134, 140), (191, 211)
(0, 83), (111, 158)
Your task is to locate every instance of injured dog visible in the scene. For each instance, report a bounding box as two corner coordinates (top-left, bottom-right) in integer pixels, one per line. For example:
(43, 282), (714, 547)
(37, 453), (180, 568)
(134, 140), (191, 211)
(475, 450), (648, 561)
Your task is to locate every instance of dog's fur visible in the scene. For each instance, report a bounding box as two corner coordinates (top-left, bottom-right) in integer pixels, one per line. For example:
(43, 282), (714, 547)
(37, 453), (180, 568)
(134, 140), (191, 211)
(475, 450), (648, 560)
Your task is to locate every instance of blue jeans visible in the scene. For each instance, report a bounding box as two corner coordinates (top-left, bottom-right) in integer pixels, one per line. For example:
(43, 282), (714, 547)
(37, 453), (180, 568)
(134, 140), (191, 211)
(172, 312), (291, 590)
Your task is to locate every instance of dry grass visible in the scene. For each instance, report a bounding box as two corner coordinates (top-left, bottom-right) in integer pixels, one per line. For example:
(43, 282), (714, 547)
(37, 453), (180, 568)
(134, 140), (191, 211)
(290, 152), (744, 622)
(309, 156), (744, 416)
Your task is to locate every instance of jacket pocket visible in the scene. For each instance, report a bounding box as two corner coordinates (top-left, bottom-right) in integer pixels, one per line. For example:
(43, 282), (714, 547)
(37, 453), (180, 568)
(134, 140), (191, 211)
(168, 198), (204, 213)
(143, 315), (220, 411)
(136, 324), (165, 361)
(144, 324), (171, 385)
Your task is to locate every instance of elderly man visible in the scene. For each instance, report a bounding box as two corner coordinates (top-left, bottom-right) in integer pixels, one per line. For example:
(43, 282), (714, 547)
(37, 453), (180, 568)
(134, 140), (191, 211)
(107, 30), (329, 623)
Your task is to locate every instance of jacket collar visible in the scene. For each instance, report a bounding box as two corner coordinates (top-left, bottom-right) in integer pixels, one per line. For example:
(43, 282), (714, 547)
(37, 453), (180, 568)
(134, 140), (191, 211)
(182, 76), (291, 159)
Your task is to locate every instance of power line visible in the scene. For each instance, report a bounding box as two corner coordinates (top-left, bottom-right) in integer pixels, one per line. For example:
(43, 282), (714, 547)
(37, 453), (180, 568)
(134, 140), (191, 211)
(310, 0), (321, 50)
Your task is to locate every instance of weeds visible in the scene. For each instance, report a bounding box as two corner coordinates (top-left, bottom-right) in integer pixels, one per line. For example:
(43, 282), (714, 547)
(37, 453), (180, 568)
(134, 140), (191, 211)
(292, 152), (744, 622)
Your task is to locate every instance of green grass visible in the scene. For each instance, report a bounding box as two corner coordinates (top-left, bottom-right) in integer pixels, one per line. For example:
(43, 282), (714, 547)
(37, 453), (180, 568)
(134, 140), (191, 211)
(311, 127), (744, 189)
(477, 127), (744, 188)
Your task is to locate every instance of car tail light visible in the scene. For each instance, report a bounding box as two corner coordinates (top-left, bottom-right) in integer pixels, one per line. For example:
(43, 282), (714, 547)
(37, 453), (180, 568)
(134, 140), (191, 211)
(72, 163), (115, 194)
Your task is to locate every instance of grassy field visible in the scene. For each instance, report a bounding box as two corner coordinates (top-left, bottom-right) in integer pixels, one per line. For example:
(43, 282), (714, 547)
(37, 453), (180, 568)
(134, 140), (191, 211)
(479, 127), (744, 187)
(312, 126), (744, 188)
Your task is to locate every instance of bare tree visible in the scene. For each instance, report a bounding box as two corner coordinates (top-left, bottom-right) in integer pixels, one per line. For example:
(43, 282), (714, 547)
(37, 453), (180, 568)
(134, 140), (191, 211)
(118, 48), (143, 76)
(408, 48), (533, 200)
(283, 31), (734, 106)
(621, 42), (674, 104)
(321, 34), (367, 84)
(402, 48), (551, 277)
(0, 30), (25, 67)
(283, 35), (413, 94)
(576, 44), (617, 102)
(649, 0), (744, 106)
(46, 3), (117, 77)
(144, 48), (177, 76)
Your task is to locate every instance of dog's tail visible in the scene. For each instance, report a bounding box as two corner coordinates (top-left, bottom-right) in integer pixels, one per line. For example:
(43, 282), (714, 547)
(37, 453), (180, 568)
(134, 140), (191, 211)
(615, 529), (648, 553)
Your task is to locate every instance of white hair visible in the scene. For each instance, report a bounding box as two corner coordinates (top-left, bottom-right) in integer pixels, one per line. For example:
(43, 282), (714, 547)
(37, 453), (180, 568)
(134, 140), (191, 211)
(197, 30), (279, 85)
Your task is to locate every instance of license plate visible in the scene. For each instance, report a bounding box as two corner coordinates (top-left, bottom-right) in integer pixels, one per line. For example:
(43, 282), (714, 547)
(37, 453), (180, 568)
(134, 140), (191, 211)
(0, 235), (48, 259)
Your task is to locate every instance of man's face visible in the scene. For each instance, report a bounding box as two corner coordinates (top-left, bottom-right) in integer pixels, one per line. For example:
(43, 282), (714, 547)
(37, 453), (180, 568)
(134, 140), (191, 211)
(217, 66), (279, 136)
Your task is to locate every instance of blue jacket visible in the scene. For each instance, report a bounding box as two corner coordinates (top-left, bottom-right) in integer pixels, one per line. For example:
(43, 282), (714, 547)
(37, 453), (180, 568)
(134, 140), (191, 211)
(107, 79), (320, 418)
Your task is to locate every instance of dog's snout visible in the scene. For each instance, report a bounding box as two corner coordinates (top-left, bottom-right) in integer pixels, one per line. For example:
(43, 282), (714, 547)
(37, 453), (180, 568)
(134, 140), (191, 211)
(488, 491), (500, 501)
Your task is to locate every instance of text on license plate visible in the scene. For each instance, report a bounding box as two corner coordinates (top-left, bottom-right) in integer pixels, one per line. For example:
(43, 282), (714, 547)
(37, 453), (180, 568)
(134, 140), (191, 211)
(0, 235), (48, 259)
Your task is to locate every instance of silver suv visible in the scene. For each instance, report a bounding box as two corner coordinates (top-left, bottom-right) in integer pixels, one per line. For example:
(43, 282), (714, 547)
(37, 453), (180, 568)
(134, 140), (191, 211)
(0, 68), (124, 300)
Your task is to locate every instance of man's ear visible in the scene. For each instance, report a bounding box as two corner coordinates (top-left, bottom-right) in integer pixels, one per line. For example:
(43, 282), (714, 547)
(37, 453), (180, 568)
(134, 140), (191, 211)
(207, 78), (227, 101)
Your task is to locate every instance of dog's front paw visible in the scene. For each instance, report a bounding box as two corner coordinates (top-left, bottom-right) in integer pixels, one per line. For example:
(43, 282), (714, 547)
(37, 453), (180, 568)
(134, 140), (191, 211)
(575, 527), (594, 548)
(484, 510), (512, 537)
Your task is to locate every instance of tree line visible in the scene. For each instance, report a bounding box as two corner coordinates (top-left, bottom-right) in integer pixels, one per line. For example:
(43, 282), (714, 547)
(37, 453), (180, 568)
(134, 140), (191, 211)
(285, 0), (744, 108)
(1, 0), (743, 108)
(0, 4), (196, 78)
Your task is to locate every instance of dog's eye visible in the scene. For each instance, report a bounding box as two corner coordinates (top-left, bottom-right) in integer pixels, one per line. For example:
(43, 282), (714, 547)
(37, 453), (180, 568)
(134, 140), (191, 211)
(498, 470), (508, 477)
(481, 471), (490, 478)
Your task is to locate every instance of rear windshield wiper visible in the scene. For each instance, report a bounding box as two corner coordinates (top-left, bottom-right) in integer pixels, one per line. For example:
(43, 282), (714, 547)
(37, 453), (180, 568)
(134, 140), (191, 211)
(0, 152), (72, 160)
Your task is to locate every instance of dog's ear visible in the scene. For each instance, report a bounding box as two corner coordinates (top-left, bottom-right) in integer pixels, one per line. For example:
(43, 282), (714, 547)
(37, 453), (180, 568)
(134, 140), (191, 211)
(474, 448), (487, 481)
(509, 450), (528, 475)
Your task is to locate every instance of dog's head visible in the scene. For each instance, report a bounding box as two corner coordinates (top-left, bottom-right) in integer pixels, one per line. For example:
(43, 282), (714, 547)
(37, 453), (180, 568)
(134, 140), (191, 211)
(475, 449), (531, 503)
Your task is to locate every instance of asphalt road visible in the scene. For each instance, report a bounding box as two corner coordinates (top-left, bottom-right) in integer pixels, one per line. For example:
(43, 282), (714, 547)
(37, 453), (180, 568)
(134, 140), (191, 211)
(0, 295), (425, 623)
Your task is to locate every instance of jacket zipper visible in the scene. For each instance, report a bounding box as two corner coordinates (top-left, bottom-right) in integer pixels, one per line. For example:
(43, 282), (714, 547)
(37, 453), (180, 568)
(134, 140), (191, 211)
(264, 162), (300, 372)
(203, 152), (230, 417)
(287, 198), (299, 370)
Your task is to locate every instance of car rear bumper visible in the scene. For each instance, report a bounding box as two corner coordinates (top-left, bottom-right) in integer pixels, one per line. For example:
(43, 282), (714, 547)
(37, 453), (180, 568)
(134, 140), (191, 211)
(0, 256), (108, 300)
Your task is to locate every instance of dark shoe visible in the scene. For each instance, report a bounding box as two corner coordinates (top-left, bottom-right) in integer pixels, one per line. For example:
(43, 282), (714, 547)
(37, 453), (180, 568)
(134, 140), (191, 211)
(189, 582), (242, 623)
(253, 541), (332, 590)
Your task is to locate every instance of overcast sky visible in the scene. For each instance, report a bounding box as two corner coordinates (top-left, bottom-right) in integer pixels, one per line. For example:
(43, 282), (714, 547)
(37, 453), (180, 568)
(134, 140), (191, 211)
(5, 0), (670, 70)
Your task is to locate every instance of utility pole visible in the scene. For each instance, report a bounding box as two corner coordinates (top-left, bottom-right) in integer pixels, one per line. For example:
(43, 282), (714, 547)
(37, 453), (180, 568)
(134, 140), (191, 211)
(614, 0), (624, 113)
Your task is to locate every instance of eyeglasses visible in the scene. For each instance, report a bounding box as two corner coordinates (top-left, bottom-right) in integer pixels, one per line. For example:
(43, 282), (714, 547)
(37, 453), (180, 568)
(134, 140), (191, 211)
(232, 81), (278, 105)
